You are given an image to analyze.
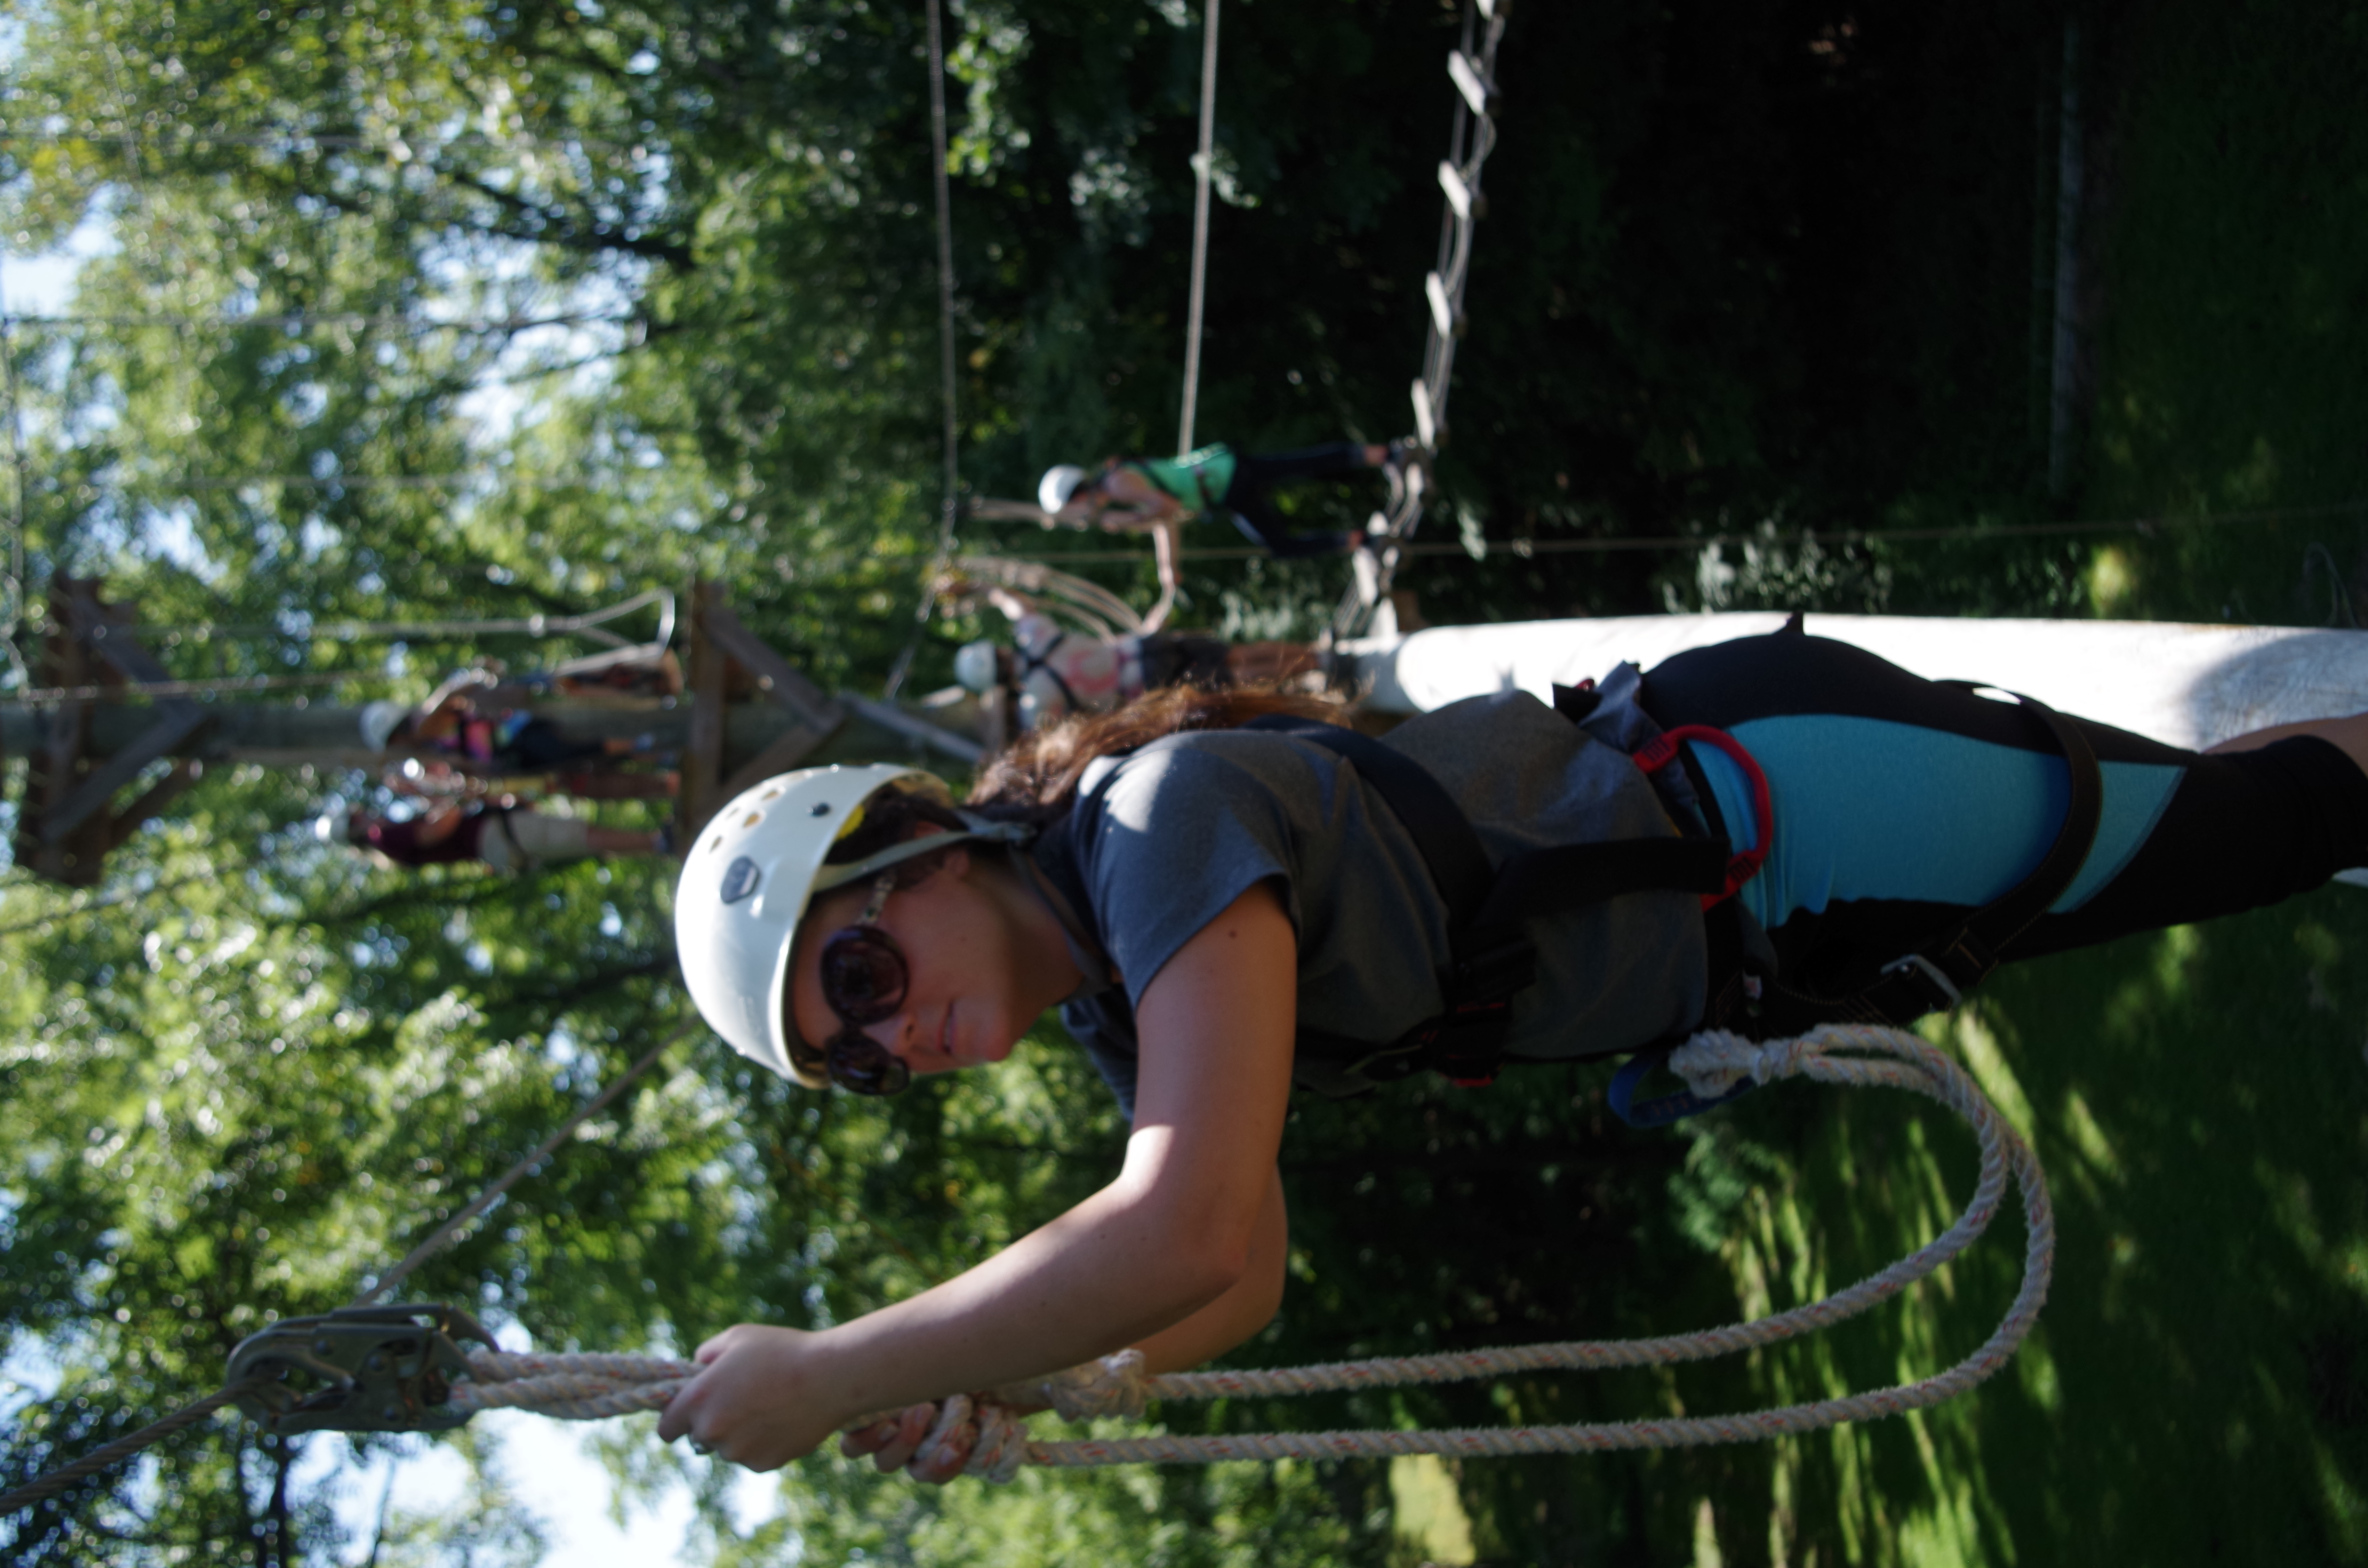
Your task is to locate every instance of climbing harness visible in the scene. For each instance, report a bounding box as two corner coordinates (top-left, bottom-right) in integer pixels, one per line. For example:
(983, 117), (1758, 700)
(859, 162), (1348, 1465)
(1039, 709), (1761, 1096)
(3, 1024), (2046, 1494)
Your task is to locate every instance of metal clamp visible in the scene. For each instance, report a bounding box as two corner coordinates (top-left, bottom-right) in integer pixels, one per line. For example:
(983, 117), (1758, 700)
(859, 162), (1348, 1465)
(227, 1303), (496, 1435)
(1880, 952), (1965, 1012)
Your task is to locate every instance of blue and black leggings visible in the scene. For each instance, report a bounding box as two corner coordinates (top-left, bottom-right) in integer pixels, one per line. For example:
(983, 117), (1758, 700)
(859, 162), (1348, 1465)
(1639, 629), (2368, 1001)
(1221, 443), (1374, 558)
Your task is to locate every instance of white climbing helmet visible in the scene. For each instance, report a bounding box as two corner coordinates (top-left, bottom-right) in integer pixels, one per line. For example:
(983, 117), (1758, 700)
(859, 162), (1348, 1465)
(1037, 464), (1088, 515)
(674, 764), (1032, 1088)
(359, 699), (411, 752)
(953, 639), (1001, 694)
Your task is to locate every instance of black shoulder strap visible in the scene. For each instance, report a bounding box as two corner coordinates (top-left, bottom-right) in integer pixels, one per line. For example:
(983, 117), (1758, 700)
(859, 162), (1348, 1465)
(1246, 714), (1731, 935)
(1241, 715), (1497, 923)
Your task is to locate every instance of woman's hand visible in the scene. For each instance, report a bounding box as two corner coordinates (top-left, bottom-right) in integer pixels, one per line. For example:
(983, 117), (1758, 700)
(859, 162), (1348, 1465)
(839, 1402), (980, 1483)
(656, 1323), (850, 1472)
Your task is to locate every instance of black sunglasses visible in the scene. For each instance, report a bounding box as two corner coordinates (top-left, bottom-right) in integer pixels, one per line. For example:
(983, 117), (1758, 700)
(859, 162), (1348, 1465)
(816, 874), (913, 1095)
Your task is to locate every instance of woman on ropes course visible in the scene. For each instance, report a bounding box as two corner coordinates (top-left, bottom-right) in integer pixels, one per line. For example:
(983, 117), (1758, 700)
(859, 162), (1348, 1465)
(1037, 440), (1406, 559)
(656, 625), (2368, 1478)
(360, 675), (663, 774)
(345, 800), (671, 873)
(951, 580), (1319, 733)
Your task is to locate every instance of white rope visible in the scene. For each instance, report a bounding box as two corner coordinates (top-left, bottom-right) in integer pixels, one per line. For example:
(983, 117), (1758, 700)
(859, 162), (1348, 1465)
(881, 0), (965, 702)
(444, 1024), (2052, 1479)
(1174, 0), (1222, 457)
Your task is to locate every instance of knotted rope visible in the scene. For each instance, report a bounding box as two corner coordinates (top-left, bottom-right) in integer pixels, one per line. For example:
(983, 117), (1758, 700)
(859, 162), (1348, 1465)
(430, 1023), (2055, 1481)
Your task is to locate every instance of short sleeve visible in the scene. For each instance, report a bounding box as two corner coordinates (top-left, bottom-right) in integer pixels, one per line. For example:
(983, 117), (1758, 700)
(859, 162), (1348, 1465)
(1073, 743), (1309, 1013)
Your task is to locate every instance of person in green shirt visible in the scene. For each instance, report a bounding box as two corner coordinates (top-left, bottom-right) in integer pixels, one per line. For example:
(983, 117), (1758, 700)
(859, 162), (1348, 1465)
(1038, 441), (1399, 559)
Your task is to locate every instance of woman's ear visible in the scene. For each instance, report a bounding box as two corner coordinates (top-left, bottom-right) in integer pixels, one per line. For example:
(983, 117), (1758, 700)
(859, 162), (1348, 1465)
(900, 822), (972, 883)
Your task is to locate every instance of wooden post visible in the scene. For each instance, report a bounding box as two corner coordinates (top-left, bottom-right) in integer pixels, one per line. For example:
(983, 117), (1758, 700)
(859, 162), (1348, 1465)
(12, 577), (212, 886)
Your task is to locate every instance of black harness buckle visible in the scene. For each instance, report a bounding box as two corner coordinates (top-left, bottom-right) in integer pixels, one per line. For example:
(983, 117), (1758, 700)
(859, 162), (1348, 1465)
(227, 1303), (495, 1434)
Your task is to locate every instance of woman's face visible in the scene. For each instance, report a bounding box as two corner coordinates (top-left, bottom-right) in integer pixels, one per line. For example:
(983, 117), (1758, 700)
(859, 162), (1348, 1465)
(786, 844), (1031, 1080)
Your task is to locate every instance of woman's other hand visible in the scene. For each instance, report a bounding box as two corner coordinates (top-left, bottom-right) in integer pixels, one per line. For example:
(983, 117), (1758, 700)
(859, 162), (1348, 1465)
(657, 1323), (847, 1471)
(839, 1400), (982, 1483)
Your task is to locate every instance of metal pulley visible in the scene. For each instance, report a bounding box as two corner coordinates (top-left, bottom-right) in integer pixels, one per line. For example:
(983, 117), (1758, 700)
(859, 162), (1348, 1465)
(226, 1303), (494, 1434)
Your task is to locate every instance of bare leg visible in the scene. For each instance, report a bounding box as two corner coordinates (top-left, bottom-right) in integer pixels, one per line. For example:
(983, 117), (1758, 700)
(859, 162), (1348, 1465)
(2205, 712), (2368, 776)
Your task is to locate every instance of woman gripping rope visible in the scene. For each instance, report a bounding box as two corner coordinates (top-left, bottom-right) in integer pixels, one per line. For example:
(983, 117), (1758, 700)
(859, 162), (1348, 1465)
(654, 628), (2368, 1477)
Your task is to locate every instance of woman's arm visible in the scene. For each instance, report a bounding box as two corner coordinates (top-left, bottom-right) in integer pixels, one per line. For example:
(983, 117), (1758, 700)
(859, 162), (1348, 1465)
(1132, 1165), (1286, 1373)
(1093, 466), (1191, 530)
(412, 801), (467, 847)
(1138, 521), (1182, 633)
(659, 882), (1300, 1470)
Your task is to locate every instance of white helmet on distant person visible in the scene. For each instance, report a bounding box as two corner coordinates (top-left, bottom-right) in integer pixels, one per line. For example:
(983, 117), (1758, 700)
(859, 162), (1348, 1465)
(675, 764), (1030, 1088)
(359, 699), (412, 752)
(1036, 464), (1088, 516)
(953, 639), (1001, 694)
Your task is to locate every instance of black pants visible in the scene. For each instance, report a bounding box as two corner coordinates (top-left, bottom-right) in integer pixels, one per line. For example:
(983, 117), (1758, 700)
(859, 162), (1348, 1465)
(1220, 442), (1372, 558)
(1639, 630), (2368, 1000)
(503, 718), (614, 772)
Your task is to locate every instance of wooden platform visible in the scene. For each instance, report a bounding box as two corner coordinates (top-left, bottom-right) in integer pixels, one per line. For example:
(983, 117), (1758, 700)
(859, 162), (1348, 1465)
(12, 577), (209, 887)
(676, 580), (848, 845)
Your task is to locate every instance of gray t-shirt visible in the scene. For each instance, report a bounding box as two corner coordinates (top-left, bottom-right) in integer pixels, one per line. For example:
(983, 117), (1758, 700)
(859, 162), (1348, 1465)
(1047, 688), (1708, 1116)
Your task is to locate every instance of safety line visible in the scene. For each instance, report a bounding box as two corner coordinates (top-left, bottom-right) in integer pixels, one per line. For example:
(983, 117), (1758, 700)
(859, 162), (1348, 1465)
(0, 259), (30, 690)
(351, 1020), (697, 1308)
(132, 588), (676, 646)
(313, 1024), (2053, 1483)
(0, 311), (630, 334)
(6, 669), (363, 706)
(0, 867), (224, 940)
(1175, 0), (1221, 457)
(881, 0), (966, 702)
(0, 125), (651, 156)
(998, 498), (2368, 565)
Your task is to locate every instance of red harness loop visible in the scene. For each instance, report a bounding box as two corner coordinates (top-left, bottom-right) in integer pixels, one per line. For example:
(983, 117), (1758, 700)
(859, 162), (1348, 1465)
(1631, 725), (1772, 909)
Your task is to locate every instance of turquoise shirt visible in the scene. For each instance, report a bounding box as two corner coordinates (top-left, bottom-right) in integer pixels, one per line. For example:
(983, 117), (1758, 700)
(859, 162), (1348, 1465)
(1124, 443), (1236, 514)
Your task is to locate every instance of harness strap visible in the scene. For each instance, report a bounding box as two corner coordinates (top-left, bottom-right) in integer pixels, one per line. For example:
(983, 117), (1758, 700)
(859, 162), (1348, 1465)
(1019, 628), (1087, 717)
(1240, 714), (1495, 921)
(1245, 713), (1736, 1088)
(1632, 725), (1773, 907)
(1727, 686), (2105, 1036)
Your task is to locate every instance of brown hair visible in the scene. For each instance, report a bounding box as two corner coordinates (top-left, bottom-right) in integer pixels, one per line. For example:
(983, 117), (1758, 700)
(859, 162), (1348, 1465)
(968, 683), (1344, 811)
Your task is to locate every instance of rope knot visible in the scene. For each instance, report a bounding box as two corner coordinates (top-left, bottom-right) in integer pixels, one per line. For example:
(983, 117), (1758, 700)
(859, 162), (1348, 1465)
(1669, 1028), (1813, 1100)
(996, 1348), (1151, 1423)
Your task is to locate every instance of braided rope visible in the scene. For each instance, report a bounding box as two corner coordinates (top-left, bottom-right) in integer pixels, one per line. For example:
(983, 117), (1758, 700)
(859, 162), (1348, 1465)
(424, 1024), (2052, 1477)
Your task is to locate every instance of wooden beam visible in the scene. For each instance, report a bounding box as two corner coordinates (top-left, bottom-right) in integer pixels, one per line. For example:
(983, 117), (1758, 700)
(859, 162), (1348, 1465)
(41, 703), (212, 844)
(706, 723), (835, 829)
(108, 759), (204, 850)
(699, 603), (844, 730)
(678, 581), (733, 839)
(835, 691), (983, 766)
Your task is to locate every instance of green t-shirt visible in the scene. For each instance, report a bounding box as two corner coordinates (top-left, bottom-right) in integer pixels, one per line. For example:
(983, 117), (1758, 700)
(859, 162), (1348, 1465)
(1124, 443), (1237, 514)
